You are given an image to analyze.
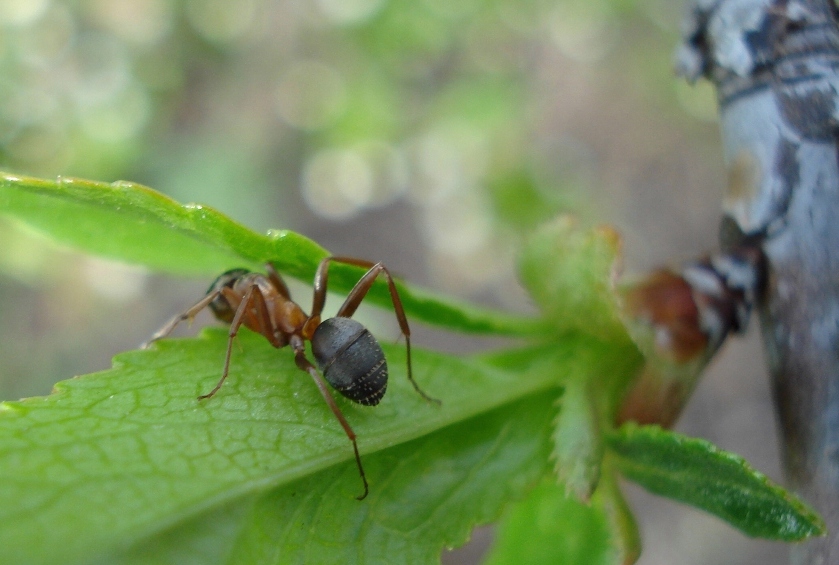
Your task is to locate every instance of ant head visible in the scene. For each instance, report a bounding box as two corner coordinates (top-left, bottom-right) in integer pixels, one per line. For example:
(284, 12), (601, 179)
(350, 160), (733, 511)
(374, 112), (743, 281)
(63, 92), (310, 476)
(207, 268), (250, 323)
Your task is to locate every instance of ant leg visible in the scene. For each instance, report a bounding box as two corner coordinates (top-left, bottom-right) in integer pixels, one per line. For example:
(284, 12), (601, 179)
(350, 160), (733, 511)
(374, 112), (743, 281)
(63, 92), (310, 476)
(308, 257), (332, 321)
(198, 284), (278, 400)
(265, 263), (291, 299)
(293, 344), (369, 500)
(308, 256), (380, 320)
(315, 256), (440, 405)
(142, 292), (219, 348)
(309, 256), (386, 319)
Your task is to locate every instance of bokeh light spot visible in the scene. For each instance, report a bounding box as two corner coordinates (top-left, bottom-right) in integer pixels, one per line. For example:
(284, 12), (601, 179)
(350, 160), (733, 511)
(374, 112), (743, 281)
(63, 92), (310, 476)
(410, 123), (489, 205)
(88, 0), (173, 46)
(185, 0), (257, 43)
(78, 83), (151, 143)
(350, 140), (410, 207)
(13, 3), (75, 67)
(423, 189), (493, 256)
(82, 257), (148, 302)
(314, 0), (385, 25)
(0, 0), (50, 27)
(303, 148), (374, 220)
(70, 33), (132, 106)
(275, 61), (347, 131)
(547, 1), (615, 63)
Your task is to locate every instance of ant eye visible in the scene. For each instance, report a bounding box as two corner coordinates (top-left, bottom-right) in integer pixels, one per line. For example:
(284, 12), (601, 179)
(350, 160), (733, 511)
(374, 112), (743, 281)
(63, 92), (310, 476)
(207, 268), (250, 294)
(206, 269), (250, 323)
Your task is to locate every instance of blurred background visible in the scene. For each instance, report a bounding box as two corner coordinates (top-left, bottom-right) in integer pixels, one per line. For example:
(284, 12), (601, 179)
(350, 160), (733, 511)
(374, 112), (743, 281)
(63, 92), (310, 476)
(0, 0), (788, 563)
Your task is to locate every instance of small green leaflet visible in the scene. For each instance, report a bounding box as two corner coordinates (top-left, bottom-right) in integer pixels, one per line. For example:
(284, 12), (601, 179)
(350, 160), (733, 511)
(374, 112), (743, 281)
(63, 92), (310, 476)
(607, 423), (826, 540)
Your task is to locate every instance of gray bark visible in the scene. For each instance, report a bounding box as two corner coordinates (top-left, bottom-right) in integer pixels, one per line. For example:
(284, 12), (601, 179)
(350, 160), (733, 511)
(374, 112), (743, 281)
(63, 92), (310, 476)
(678, 1), (839, 562)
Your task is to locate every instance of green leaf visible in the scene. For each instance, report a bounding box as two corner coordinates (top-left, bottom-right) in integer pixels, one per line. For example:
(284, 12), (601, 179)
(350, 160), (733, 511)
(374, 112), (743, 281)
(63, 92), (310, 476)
(518, 215), (628, 342)
(0, 327), (572, 565)
(517, 218), (644, 482)
(607, 423), (826, 540)
(485, 480), (614, 565)
(92, 394), (556, 565)
(239, 396), (553, 565)
(553, 376), (602, 502)
(94, 496), (259, 565)
(548, 334), (643, 503)
(591, 463), (641, 565)
(484, 458), (642, 565)
(0, 171), (543, 336)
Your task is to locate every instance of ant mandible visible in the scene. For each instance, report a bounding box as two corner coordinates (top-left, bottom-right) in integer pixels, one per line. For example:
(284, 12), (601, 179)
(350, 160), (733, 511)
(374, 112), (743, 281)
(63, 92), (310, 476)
(144, 256), (439, 500)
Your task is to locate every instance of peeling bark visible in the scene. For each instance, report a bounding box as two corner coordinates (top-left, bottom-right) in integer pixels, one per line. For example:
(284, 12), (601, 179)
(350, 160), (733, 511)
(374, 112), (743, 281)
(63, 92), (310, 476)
(678, 1), (839, 562)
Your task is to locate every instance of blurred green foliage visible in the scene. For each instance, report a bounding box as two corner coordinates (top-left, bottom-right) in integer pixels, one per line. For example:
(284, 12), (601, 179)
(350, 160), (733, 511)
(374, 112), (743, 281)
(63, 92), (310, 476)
(0, 0), (693, 233)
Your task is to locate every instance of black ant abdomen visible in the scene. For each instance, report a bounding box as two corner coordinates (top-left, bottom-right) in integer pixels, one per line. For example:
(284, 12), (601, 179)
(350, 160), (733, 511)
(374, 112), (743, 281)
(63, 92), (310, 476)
(312, 317), (388, 406)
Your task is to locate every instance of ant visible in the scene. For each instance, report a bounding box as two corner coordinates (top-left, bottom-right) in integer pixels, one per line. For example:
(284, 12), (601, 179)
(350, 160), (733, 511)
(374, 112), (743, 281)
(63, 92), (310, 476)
(144, 256), (439, 500)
